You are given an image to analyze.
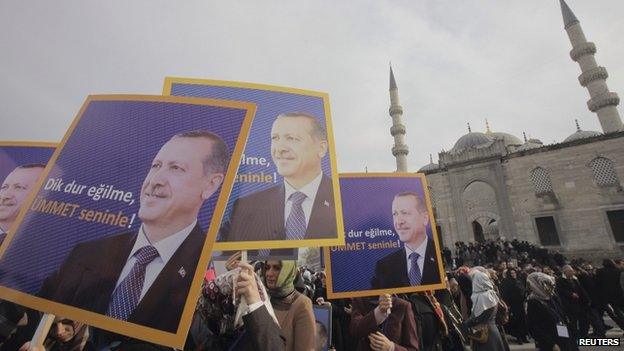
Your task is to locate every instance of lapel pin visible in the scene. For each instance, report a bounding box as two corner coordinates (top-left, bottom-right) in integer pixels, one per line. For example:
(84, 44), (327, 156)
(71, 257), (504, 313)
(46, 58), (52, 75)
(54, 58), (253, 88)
(324, 200), (330, 207)
(178, 267), (187, 278)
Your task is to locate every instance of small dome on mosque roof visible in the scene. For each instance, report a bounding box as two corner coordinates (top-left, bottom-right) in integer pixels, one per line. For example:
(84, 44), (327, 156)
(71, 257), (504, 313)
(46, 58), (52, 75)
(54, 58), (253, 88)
(516, 132), (544, 151)
(418, 154), (439, 172)
(563, 119), (601, 143)
(452, 131), (493, 153)
(486, 131), (523, 147)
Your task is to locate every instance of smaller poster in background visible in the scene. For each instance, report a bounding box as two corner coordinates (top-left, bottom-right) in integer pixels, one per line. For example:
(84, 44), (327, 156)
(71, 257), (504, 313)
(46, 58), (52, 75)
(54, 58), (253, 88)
(0, 142), (56, 243)
(325, 173), (445, 298)
(313, 304), (332, 351)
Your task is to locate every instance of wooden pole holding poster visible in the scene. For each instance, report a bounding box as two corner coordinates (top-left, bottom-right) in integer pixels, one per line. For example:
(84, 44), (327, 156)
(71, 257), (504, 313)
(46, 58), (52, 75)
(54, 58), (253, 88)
(29, 313), (55, 350)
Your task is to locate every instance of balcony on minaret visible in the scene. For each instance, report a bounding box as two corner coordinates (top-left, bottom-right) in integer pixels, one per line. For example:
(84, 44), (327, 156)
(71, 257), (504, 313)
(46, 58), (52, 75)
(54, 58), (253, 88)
(389, 105), (403, 115)
(390, 124), (406, 136)
(588, 92), (620, 112)
(392, 144), (409, 156)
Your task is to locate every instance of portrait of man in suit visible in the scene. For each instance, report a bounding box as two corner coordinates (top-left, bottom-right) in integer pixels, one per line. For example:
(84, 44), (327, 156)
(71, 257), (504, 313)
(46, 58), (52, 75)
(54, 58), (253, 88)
(222, 112), (337, 242)
(371, 192), (441, 289)
(39, 130), (227, 332)
(0, 164), (46, 244)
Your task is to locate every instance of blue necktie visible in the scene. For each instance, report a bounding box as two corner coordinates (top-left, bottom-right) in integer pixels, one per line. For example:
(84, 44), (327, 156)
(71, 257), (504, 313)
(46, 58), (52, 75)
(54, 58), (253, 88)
(285, 191), (307, 240)
(408, 252), (422, 285)
(106, 245), (159, 320)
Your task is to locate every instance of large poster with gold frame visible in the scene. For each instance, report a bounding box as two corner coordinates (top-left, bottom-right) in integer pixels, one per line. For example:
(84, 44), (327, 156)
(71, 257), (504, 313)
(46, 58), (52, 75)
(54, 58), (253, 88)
(0, 95), (255, 348)
(325, 173), (445, 299)
(163, 78), (345, 253)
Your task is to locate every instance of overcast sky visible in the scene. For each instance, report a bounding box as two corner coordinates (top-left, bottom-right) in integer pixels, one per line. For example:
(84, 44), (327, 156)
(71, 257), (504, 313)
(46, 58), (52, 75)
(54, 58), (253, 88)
(1, 0), (622, 172)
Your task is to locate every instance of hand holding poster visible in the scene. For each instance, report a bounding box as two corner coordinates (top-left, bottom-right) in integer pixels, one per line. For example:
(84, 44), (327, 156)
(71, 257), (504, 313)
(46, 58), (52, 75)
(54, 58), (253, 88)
(164, 78), (345, 254)
(0, 95), (255, 348)
(325, 173), (445, 298)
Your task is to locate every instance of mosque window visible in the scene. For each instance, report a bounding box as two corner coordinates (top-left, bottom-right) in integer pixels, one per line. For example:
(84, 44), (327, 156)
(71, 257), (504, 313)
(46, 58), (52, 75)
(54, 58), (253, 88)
(589, 157), (620, 187)
(535, 216), (561, 246)
(428, 186), (438, 208)
(530, 167), (554, 195)
(607, 210), (624, 243)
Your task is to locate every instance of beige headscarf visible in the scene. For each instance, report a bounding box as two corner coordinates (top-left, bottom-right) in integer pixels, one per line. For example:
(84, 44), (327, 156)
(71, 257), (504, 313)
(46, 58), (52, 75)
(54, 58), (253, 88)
(470, 271), (499, 317)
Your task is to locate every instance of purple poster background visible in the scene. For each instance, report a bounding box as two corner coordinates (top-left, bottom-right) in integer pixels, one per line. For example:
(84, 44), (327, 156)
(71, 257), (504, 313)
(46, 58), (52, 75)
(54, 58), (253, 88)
(0, 145), (55, 180)
(0, 99), (249, 294)
(168, 82), (330, 236)
(329, 176), (434, 293)
(169, 81), (333, 257)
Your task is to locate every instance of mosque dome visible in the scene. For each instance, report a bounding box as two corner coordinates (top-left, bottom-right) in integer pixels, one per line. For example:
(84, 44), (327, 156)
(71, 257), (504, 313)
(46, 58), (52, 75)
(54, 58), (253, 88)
(485, 131), (523, 147)
(563, 119), (601, 143)
(516, 133), (544, 151)
(563, 130), (601, 142)
(483, 120), (522, 147)
(418, 154), (439, 172)
(452, 132), (493, 153)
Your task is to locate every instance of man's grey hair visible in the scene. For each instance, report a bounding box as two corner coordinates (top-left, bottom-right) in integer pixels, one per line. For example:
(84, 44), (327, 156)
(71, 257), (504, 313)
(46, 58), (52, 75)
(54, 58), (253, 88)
(275, 112), (327, 141)
(394, 191), (428, 213)
(172, 130), (229, 175)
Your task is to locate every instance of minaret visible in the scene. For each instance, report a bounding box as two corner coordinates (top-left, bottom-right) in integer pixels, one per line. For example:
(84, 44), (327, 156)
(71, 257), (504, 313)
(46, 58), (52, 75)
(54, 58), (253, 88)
(389, 65), (409, 172)
(559, 0), (623, 133)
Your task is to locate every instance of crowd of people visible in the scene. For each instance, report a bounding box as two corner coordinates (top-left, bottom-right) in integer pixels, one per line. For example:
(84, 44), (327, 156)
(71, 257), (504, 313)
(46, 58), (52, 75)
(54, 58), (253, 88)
(1, 238), (624, 351)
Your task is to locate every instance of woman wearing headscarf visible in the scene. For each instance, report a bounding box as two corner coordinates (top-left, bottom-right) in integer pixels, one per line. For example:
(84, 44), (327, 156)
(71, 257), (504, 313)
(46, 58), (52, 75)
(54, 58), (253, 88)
(526, 272), (577, 351)
(462, 271), (506, 351)
(263, 260), (315, 351)
(500, 269), (529, 344)
(19, 317), (93, 351)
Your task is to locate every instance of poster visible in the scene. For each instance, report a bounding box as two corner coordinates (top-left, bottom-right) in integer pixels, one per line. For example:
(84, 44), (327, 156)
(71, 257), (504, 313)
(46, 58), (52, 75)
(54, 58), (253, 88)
(325, 173), (445, 298)
(0, 142), (56, 243)
(0, 95), (255, 348)
(313, 303), (332, 351)
(164, 78), (345, 252)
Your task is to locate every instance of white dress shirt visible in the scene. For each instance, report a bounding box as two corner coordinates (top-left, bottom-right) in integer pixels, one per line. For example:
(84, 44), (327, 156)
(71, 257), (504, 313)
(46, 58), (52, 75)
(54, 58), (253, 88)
(114, 220), (197, 299)
(283, 172), (323, 227)
(404, 236), (428, 277)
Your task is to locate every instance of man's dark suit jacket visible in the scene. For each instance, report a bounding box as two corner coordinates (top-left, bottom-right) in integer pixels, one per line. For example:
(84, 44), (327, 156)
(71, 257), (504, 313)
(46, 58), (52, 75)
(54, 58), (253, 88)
(38, 224), (205, 333)
(223, 174), (337, 241)
(370, 238), (441, 289)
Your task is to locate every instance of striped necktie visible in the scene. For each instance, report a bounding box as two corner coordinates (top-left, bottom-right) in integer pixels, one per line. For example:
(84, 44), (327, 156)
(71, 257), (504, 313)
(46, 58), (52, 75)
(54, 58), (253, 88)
(106, 245), (159, 320)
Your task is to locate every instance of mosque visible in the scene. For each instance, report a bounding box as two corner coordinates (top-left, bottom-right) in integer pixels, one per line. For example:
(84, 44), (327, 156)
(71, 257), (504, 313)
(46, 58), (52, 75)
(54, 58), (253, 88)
(389, 0), (624, 257)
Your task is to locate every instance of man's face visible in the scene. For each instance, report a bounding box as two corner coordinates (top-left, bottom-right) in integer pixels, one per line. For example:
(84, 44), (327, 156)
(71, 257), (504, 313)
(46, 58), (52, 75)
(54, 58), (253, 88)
(264, 260), (281, 289)
(0, 167), (44, 229)
(563, 267), (575, 279)
(392, 195), (429, 246)
(139, 137), (216, 228)
(271, 116), (327, 185)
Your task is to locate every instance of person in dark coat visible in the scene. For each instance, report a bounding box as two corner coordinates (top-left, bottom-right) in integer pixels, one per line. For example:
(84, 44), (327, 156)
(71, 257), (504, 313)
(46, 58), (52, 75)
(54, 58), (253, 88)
(500, 269), (529, 344)
(407, 292), (446, 351)
(526, 272), (577, 351)
(596, 259), (624, 325)
(350, 295), (418, 351)
(435, 286), (467, 351)
(575, 264), (608, 337)
(556, 265), (591, 339)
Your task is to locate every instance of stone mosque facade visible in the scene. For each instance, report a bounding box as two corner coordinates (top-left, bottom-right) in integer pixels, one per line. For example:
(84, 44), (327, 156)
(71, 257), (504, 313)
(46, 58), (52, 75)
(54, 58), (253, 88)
(389, 1), (624, 257)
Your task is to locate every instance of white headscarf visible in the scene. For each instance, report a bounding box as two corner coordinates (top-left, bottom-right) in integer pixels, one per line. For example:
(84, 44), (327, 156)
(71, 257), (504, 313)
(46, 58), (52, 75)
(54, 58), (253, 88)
(470, 271), (499, 317)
